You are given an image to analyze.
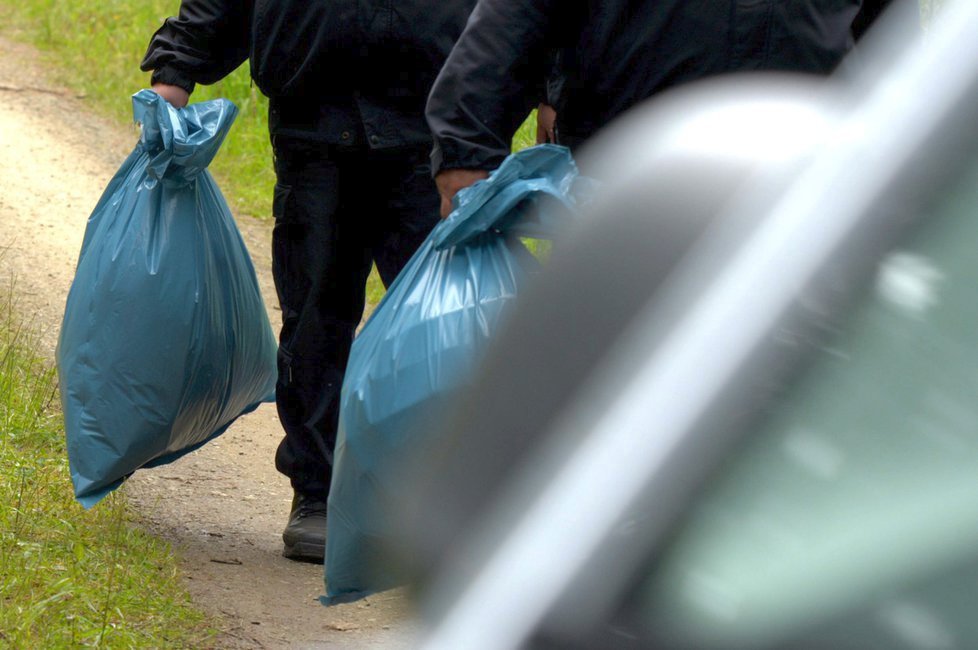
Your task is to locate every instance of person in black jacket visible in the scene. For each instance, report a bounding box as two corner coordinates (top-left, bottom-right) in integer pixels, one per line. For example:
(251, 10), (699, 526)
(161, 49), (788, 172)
(142, 0), (476, 562)
(427, 0), (908, 217)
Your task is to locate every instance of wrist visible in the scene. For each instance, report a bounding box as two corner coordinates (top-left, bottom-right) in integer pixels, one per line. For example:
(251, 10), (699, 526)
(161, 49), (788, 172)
(149, 67), (196, 96)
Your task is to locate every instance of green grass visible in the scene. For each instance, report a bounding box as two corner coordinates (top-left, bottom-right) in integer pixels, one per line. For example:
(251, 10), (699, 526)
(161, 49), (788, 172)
(0, 0), (273, 221)
(513, 111), (538, 153)
(0, 289), (214, 648)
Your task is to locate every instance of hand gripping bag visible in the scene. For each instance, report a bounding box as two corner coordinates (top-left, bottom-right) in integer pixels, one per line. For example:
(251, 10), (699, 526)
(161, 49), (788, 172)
(57, 90), (278, 508)
(323, 145), (588, 604)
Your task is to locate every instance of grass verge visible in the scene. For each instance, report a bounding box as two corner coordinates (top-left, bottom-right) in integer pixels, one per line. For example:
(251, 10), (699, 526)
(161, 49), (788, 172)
(0, 288), (214, 648)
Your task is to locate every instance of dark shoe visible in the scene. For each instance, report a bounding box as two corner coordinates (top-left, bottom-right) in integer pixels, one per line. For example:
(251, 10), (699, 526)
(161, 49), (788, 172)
(282, 492), (327, 562)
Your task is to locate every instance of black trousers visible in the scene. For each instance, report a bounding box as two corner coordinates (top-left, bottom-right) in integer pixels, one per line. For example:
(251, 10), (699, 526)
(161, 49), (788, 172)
(270, 137), (439, 501)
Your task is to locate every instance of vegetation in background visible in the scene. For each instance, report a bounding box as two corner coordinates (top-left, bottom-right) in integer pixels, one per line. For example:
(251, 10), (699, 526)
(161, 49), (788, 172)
(512, 112), (538, 152)
(0, 0), (547, 308)
(0, 290), (213, 647)
(1, 0), (272, 221)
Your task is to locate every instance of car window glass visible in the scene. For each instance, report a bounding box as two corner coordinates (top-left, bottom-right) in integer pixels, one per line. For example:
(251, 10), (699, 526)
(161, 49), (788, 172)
(637, 154), (978, 649)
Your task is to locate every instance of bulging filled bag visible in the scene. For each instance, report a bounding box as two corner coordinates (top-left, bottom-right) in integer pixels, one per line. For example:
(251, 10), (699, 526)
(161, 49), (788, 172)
(57, 90), (278, 508)
(324, 145), (588, 604)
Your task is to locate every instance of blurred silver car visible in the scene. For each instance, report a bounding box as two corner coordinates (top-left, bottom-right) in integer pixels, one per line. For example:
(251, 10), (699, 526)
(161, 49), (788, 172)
(395, 2), (978, 648)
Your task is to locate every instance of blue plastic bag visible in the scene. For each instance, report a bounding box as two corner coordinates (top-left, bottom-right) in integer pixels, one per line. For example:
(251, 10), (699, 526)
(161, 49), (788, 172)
(323, 145), (587, 604)
(57, 90), (278, 508)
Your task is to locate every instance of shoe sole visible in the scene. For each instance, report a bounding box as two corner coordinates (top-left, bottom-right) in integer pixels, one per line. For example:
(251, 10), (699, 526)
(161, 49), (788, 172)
(282, 539), (325, 563)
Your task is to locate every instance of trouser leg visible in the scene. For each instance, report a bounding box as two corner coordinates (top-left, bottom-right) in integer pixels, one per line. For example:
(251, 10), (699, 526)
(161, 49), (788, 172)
(271, 142), (372, 501)
(270, 141), (439, 501)
(367, 148), (441, 287)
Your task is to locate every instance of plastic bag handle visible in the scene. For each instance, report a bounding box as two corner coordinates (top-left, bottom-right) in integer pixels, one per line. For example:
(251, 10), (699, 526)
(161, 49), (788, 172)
(132, 89), (238, 185)
(432, 145), (585, 250)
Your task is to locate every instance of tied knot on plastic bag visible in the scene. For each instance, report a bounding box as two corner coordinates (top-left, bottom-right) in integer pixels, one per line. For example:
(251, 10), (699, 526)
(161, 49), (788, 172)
(133, 89), (238, 188)
(436, 144), (595, 249)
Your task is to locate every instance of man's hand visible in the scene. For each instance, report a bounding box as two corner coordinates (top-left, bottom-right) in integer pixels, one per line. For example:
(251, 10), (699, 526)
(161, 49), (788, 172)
(151, 82), (190, 108)
(435, 168), (489, 218)
(536, 103), (557, 144)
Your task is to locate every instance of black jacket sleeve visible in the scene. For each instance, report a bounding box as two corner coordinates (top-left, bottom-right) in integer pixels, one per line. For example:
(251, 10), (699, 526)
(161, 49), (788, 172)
(425, 0), (561, 174)
(140, 0), (253, 95)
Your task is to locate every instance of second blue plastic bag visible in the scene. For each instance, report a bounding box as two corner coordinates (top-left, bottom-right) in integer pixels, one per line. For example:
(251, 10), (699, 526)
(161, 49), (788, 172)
(323, 145), (586, 604)
(57, 90), (278, 508)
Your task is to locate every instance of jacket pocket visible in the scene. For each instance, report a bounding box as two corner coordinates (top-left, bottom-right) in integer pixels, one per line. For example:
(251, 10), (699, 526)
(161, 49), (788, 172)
(271, 182), (301, 328)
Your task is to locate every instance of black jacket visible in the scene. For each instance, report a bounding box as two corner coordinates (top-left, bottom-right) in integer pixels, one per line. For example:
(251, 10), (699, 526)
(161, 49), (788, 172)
(426, 0), (899, 173)
(142, 0), (475, 148)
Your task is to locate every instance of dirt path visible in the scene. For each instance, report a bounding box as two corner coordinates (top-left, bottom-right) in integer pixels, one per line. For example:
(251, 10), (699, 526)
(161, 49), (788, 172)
(0, 36), (415, 649)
